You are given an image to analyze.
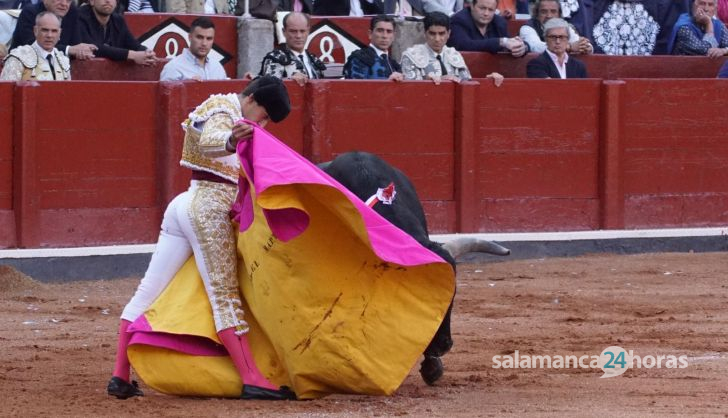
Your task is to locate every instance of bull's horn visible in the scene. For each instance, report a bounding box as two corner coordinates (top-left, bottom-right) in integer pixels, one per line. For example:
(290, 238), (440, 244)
(442, 238), (510, 259)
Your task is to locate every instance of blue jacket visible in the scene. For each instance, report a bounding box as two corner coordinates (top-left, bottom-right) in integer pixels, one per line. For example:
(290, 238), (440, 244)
(447, 8), (509, 53)
(718, 61), (728, 78)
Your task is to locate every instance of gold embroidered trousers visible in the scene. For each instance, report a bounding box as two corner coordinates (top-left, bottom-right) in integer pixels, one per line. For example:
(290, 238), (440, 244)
(122, 180), (248, 333)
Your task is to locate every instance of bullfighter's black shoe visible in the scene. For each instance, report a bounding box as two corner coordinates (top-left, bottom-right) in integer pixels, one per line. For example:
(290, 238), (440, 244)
(107, 376), (144, 399)
(241, 384), (297, 400)
(420, 355), (444, 386)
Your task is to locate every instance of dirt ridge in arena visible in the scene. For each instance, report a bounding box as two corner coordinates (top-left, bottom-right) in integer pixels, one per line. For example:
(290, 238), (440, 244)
(0, 265), (42, 293)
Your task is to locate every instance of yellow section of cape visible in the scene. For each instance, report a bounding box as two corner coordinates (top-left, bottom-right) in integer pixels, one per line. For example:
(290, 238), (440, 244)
(128, 183), (455, 399)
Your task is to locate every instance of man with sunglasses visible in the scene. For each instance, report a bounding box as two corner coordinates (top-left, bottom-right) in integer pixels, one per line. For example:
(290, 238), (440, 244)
(526, 17), (588, 78)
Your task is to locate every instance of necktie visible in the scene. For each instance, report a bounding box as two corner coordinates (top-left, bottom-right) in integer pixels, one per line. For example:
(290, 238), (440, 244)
(436, 54), (447, 76)
(381, 53), (392, 74)
(293, 0), (303, 12)
(46, 55), (56, 80)
(298, 54), (311, 78)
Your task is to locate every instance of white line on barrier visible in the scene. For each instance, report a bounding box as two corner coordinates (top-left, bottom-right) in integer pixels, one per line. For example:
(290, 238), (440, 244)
(0, 244), (157, 259)
(433, 227), (728, 243)
(0, 227), (726, 259)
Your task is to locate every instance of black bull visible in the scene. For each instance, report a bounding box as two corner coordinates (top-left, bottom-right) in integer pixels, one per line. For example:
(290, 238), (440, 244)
(320, 151), (510, 385)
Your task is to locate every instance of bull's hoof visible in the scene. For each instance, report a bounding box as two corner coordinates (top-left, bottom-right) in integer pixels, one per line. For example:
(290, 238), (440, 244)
(426, 336), (453, 358)
(419, 355), (444, 386)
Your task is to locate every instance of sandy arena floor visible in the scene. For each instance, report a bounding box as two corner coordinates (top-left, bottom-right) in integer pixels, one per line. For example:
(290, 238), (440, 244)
(1, 252), (727, 417)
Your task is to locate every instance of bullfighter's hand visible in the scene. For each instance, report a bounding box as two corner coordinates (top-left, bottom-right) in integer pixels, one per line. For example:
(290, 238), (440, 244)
(291, 71), (308, 87)
(389, 71), (404, 82)
(426, 72), (442, 85)
(486, 72), (504, 87)
(226, 123), (254, 152)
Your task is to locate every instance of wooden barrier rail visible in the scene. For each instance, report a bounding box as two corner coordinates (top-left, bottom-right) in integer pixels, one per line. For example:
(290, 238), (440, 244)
(0, 83), (13, 248)
(1, 78), (727, 248)
(51, 53), (728, 81)
(463, 53), (728, 79)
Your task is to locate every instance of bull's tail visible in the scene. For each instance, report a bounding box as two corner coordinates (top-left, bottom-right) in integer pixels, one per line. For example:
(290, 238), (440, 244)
(442, 238), (510, 259)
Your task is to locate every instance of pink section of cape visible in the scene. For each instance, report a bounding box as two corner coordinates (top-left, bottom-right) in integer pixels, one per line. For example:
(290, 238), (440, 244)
(129, 315), (227, 356)
(232, 124), (445, 267)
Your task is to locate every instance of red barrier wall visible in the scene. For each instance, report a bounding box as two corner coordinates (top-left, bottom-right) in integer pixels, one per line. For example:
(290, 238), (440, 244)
(0, 82), (14, 248)
(620, 79), (728, 228)
(2, 78), (728, 248)
(72, 58), (169, 81)
(469, 79), (602, 231)
(464, 53), (728, 79)
(12, 81), (161, 247)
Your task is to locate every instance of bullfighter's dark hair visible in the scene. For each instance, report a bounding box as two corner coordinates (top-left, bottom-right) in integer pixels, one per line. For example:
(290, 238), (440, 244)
(424, 11), (450, 31)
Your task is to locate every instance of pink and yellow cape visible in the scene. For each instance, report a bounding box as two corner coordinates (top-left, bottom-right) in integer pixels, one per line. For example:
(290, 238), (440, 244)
(126, 127), (455, 399)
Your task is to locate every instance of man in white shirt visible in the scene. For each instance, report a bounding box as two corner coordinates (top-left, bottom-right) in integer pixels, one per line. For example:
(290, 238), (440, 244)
(160, 17), (227, 81)
(0, 11), (70, 80)
(526, 18), (588, 78)
(519, 0), (592, 55)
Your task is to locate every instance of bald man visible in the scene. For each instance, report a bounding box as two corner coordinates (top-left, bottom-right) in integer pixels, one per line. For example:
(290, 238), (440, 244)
(258, 12), (326, 86)
(1, 11), (71, 80)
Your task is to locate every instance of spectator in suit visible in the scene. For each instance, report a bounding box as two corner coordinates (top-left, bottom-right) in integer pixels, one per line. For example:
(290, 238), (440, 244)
(79, 0), (156, 65)
(448, 0), (528, 57)
(526, 17), (588, 78)
(10, 0), (97, 59)
(343, 14), (403, 80)
(259, 12), (325, 85)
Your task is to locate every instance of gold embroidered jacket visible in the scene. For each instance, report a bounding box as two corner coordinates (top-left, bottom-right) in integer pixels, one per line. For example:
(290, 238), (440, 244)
(180, 93), (242, 182)
(400, 44), (471, 81)
(0, 43), (71, 81)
